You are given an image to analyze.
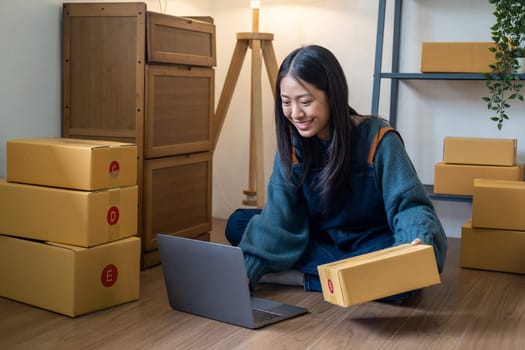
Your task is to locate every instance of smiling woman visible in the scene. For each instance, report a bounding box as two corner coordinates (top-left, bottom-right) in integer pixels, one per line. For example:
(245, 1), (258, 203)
(224, 44), (448, 298)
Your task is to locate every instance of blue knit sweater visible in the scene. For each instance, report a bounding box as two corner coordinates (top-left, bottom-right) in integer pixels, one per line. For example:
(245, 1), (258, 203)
(239, 117), (448, 289)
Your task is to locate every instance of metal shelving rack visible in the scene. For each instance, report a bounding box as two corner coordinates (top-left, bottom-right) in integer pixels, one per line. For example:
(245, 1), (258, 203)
(370, 0), (478, 202)
(371, 0), (524, 128)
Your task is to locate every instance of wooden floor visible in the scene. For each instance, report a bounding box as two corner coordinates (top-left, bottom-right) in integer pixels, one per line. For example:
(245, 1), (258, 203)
(1, 218), (524, 350)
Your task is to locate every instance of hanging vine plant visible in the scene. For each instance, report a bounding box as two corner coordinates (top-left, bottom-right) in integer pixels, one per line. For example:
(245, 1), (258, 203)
(483, 0), (525, 130)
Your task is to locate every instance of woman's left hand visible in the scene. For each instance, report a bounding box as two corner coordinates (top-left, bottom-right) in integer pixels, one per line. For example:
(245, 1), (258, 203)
(411, 238), (421, 245)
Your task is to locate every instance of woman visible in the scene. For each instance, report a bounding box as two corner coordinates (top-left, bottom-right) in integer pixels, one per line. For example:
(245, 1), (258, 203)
(226, 45), (447, 296)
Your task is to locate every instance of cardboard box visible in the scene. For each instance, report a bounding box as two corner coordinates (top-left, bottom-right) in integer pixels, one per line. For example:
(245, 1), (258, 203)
(0, 235), (140, 317)
(317, 244), (440, 307)
(421, 42), (495, 73)
(461, 220), (525, 274)
(7, 138), (137, 191)
(0, 179), (137, 247)
(472, 179), (525, 231)
(443, 137), (516, 166)
(434, 162), (523, 196)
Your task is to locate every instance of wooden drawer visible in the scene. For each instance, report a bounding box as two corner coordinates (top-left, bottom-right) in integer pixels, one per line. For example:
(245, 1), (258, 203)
(144, 64), (214, 158)
(142, 152), (212, 252)
(62, 2), (146, 150)
(147, 12), (216, 67)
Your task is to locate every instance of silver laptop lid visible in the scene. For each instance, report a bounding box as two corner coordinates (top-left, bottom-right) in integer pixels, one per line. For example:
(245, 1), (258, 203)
(157, 234), (256, 328)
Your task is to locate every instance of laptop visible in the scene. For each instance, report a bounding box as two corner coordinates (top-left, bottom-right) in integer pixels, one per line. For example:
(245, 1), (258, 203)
(157, 234), (308, 329)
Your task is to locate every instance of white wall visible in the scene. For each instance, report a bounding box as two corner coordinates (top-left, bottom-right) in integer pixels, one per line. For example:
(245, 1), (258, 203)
(0, 1), (63, 175)
(1, 0), (523, 226)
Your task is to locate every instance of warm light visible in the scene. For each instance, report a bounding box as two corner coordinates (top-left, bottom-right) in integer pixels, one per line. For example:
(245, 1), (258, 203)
(251, 1), (260, 32)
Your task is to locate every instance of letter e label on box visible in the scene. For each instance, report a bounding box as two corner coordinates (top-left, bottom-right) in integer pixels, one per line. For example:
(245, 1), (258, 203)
(101, 264), (119, 287)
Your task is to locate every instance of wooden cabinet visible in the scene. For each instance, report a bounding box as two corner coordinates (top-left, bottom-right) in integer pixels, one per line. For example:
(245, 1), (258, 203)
(62, 2), (216, 268)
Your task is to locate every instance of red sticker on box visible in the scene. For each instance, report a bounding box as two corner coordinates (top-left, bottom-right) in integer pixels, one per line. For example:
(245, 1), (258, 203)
(328, 279), (334, 294)
(109, 160), (120, 177)
(101, 264), (118, 287)
(107, 206), (120, 225)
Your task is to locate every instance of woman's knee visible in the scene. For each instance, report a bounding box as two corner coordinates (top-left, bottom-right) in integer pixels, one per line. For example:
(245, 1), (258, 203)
(224, 208), (261, 246)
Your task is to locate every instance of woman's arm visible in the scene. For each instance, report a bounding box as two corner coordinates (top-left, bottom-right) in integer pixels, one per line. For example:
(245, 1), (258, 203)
(239, 154), (310, 289)
(374, 132), (448, 272)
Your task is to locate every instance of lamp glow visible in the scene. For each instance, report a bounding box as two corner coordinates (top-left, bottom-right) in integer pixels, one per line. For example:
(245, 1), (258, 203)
(251, 1), (260, 32)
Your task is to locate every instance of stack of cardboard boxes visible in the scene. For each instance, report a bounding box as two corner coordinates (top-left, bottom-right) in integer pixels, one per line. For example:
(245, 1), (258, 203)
(433, 136), (524, 275)
(461, 179), (525, 274)
(434, 137), (523, 196)
(0, 138), (141, 317)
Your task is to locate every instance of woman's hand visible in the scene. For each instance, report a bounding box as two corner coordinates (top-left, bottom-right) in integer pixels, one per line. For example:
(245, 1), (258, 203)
(411, 238), (421, 245)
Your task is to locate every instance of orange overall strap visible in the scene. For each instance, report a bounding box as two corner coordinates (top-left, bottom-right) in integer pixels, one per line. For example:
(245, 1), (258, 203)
(367, 126), (395, 165)
(291, 147), (299, 164)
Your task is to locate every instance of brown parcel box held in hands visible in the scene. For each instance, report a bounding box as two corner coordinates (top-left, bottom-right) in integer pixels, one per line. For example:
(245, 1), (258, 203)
(7, 138), (137, 191)
(0, 179), (137, 247)
(317, 244), (440, 307)
(443, 137), (516, 166)
(472, 178), (525, 231)
(0, 235), (140, 317)
(461, 220), (525, 275)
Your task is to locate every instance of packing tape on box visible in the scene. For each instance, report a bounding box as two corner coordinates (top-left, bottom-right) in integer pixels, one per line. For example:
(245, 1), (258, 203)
(108, 188), (121, 240)
(109, 147), (120, 188)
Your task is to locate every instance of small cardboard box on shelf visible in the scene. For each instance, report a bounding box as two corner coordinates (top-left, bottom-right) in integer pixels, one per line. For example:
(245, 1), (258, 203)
(421, 42), (495, 73)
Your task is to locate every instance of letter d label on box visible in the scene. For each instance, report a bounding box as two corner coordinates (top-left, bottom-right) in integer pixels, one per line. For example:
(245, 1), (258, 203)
(107, 206), (120, 225)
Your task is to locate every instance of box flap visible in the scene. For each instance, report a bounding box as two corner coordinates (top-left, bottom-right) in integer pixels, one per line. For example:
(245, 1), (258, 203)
(474, 178), (525, 190)
(321, 244), (432, 270)
(8, 137), (134, 150)
(46, 241), (88, 252)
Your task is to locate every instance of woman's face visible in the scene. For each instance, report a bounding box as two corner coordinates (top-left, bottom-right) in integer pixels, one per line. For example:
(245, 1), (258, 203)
(280, 74), (331, 141)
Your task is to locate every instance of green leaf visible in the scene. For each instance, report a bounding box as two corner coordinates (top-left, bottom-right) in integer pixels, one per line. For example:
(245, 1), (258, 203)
(483, 0), (525, 130)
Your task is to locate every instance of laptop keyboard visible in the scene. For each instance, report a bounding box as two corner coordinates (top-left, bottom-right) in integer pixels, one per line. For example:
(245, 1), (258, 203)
(252, 308), (281, 323)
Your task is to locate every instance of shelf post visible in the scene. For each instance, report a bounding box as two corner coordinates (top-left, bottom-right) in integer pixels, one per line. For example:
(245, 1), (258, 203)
(371, 0), (387, 116)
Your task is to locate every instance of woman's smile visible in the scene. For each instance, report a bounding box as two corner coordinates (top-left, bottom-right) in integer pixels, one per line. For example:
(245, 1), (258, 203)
(294, 118), (313, 130)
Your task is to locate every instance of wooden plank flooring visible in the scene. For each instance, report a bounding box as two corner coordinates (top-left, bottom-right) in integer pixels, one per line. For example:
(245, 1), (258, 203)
(1, 218), (524, 349)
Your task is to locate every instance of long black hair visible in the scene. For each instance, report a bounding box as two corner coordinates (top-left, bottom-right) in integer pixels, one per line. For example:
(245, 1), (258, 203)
(275, 45), (360, 213)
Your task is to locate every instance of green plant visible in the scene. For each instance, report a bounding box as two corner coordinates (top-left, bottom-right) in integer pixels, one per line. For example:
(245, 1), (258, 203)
(483, 0), (525, 130)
